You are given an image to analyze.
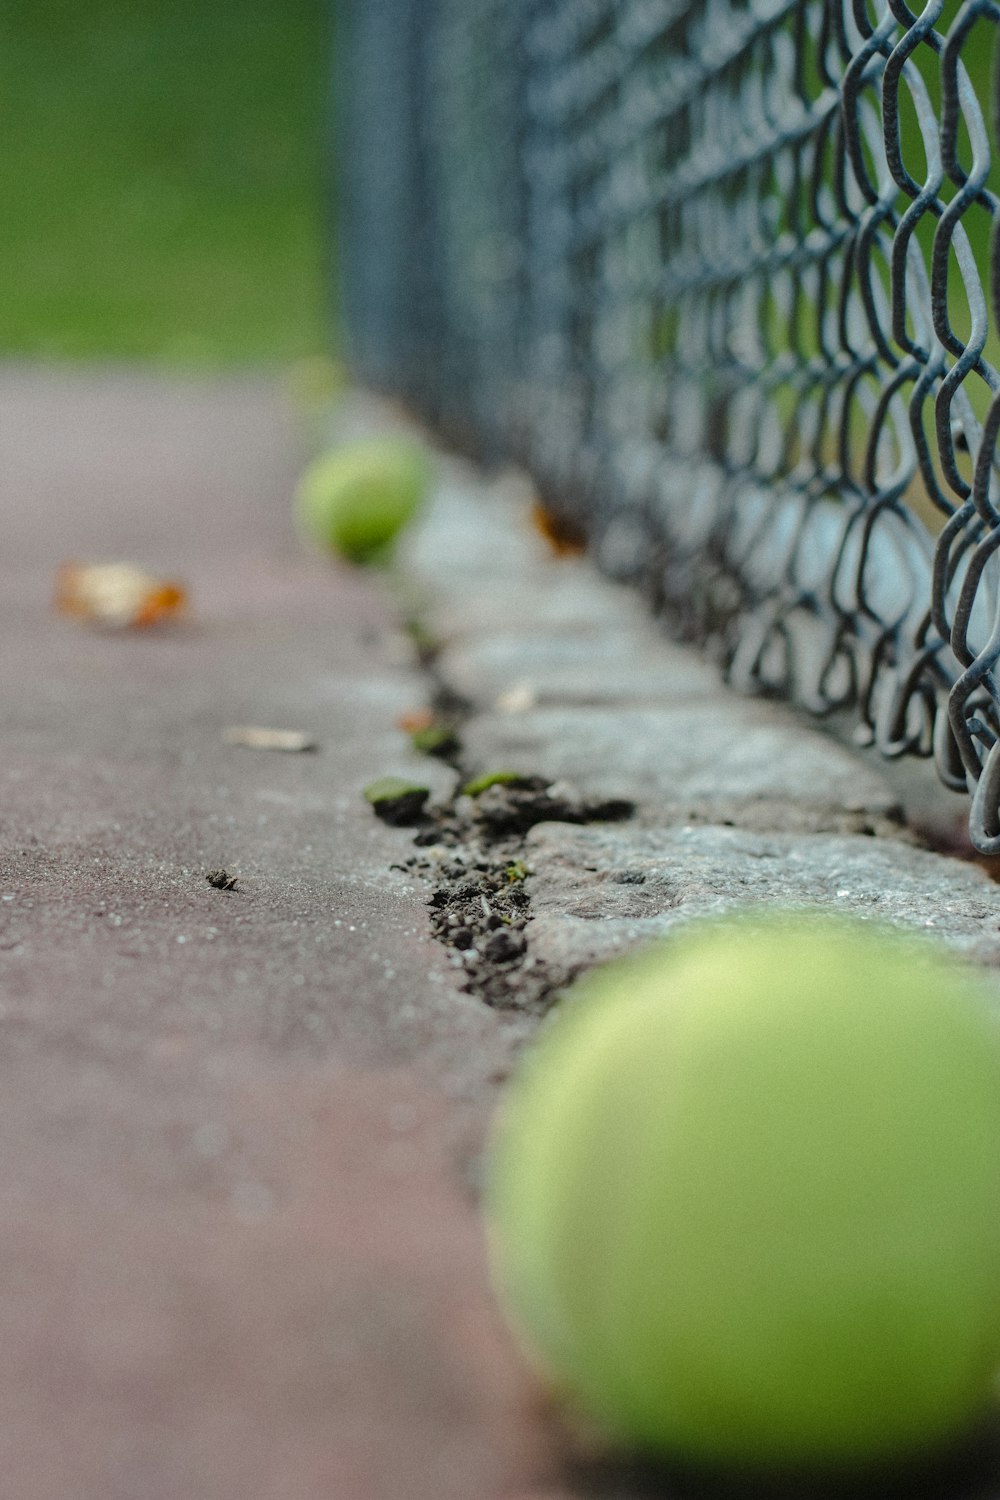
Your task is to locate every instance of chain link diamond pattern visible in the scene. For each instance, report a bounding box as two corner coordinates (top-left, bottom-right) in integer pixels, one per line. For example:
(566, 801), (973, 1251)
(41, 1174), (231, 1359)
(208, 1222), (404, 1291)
(340, 0), (1000, 850)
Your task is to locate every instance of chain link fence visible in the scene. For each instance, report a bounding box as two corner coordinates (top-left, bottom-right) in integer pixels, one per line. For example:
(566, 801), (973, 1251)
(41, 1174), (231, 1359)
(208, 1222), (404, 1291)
(338, 0), (1000, 853)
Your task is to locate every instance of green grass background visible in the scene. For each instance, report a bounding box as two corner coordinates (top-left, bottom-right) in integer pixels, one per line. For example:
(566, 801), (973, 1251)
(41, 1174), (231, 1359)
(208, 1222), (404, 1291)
(0, 0), (329, 365)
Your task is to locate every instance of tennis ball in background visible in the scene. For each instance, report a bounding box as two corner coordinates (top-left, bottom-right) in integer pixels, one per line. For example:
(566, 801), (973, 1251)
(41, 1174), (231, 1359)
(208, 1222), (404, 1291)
(487, 916), (1000, 1473)
(295, 436), (430, 564)
(285, 354), (347, 415)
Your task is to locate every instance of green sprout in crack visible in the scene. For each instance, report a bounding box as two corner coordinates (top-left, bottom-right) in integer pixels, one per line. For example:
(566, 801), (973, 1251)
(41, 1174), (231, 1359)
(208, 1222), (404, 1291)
(402, 616), (440, 666)
(504, 860), (529, 883)
(461, 770), (527, 798)
(410, 722), (461, 758)
(363, 777), (430, 826)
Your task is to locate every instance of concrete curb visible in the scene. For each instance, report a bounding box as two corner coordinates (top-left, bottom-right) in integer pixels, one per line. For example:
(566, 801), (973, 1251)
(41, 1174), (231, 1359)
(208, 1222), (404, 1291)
(372, 407), (1000, 1008)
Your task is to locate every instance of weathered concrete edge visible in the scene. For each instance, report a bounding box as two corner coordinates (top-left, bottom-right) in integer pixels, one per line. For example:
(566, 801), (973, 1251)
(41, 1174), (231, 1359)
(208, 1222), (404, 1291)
(337, 394), (1000, 1000)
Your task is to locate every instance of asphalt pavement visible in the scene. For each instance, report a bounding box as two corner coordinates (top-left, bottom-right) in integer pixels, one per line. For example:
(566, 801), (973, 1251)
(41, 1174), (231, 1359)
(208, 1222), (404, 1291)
(0, 367), (563, 1500)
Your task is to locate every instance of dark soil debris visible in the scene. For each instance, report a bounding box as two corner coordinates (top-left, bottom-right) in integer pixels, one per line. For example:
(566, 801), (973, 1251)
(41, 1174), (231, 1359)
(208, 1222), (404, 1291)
(371, 608), (639, 1009)
(421, 842), (541, 1009)
(206, 869), (238, 891)
(381, 772), (636, 1011)
(363, 777), (431, 826)
(469, 776), (634, 836)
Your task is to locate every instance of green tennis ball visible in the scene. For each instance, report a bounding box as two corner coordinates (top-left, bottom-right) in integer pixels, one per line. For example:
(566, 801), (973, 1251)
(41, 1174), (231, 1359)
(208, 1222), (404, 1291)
(295, 437), (430, 564)
(487, 916), (1000, 1472)
(285, 354), (347, 414)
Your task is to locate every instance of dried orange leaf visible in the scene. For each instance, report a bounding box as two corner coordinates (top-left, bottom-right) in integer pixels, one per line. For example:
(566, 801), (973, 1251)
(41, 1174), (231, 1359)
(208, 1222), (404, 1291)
(396, 707), (436, 734)
(529, 501), (587, 558)
(55, 562), (187, 630)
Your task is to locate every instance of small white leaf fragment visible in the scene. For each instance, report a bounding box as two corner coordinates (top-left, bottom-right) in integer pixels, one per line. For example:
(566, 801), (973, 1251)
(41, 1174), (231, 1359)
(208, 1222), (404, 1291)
(223, 726), (319, 753)
(495, 681), (538, 715)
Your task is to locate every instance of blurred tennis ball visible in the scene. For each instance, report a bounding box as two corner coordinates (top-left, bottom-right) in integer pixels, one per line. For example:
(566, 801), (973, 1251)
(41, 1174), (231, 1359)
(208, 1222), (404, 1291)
(284, 354), (347, 414)
(487, 916), (1000, 1472)
(295, 437), (430, 564)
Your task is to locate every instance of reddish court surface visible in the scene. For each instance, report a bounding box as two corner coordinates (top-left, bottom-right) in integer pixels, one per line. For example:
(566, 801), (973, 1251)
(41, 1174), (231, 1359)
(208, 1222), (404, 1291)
(0, 368), (567, 1500)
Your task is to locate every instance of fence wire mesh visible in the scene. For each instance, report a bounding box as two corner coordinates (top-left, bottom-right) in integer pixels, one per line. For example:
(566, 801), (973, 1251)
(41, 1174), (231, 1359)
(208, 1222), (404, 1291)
(338, 0), (1000, 852)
